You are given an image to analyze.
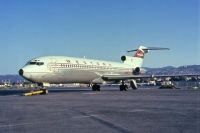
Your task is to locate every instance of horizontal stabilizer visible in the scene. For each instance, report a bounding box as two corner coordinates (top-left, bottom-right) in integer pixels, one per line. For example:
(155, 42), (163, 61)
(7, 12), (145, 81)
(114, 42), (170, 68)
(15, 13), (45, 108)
(127, 47), (170, 53)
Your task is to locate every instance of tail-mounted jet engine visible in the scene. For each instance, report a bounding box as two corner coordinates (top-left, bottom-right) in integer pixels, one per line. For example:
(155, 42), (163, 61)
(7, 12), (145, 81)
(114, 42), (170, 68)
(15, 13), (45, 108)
(121, 55), (134, 62)
(121, 56), (141, 75)
(133, 67), (140, 75)
(121, 55), (126, 61)
(121, 55), (136, 65)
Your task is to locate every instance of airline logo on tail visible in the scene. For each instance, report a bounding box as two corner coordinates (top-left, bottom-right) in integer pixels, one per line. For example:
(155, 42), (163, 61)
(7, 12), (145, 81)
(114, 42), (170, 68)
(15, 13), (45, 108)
(134, 49), (144, 58)
(127, 46), (169, 59)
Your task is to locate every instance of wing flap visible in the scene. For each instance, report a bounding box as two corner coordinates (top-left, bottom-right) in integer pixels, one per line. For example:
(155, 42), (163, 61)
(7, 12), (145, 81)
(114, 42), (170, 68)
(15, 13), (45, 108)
(102, 74), (199, 81)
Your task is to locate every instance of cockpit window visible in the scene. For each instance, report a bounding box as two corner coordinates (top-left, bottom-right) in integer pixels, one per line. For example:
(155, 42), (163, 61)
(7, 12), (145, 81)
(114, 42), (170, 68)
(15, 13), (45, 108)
(29, 62), (44, 66)
(29, 62), (37, 65)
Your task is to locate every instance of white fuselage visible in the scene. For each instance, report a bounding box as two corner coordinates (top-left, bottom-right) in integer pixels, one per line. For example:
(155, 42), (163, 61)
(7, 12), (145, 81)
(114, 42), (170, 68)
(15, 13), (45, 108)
(20, 56), (134, 84)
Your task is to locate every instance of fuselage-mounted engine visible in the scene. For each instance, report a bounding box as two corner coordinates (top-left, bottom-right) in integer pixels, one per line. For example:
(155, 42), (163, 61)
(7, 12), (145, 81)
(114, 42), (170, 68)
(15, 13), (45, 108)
(132, 67), (140, 75)
(121, 55), (126, 62)
(121, 55), (135, 65)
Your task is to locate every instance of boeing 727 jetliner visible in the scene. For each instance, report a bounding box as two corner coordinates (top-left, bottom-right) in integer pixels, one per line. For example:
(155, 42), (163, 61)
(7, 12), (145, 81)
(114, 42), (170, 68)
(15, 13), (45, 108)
(19, 46), (170, 93)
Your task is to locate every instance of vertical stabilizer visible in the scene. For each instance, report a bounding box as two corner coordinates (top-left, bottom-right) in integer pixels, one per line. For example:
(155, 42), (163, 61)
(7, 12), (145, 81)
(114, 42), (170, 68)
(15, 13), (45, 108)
(121, 46), (147, 68)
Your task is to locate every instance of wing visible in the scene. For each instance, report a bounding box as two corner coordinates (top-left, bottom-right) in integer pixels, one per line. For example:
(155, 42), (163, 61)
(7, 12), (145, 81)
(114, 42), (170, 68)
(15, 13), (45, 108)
(102, 74), (199, 81)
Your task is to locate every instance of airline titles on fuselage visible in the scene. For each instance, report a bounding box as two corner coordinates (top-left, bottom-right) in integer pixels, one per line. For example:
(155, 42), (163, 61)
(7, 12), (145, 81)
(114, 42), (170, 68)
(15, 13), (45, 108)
(47, 58), (131, 72)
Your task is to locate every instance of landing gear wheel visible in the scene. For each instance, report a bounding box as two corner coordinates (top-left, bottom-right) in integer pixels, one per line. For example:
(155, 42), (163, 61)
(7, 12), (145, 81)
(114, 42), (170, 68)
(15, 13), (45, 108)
(120, 80), (128, 91)
(120, 84), (128, 91)
(92, 84), (101, 91)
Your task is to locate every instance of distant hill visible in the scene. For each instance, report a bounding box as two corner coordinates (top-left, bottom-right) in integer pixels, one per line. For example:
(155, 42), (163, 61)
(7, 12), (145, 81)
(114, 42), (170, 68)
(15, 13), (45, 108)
(145, 65), (200, 75)
(0, 65), (199, 83)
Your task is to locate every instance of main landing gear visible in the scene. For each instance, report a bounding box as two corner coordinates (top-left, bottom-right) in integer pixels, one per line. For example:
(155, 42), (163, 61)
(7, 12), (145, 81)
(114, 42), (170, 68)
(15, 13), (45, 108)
(91, 80), (133, 92)
(92, 84), (101, 91)
(119, 80), (128, 91)
(91, 82), (128, 91)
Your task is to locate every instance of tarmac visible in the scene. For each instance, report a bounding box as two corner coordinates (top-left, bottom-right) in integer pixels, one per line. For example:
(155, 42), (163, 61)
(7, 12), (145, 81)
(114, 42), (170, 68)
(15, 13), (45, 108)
(0, 87), (199, 133)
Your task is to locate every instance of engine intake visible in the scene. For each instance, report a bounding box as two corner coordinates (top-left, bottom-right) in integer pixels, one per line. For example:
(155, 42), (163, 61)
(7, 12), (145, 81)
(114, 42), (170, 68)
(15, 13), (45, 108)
(133, 67), (140, 75)
(121, 56), (126, 61)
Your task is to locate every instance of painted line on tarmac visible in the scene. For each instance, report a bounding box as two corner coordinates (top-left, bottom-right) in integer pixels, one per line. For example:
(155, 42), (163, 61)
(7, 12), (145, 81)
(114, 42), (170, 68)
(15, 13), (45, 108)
(82, 92), (99, 95)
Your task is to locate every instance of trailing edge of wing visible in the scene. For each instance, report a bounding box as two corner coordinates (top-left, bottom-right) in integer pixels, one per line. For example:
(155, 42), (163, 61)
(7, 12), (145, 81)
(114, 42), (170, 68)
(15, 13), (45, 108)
(102, 74), (200, 81)
(102, 75), (152, 80)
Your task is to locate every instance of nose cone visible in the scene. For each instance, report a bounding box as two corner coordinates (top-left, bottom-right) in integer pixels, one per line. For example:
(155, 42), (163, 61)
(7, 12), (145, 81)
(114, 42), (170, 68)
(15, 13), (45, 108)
(19, 69), (24, 76)
(18, 68), (32, 82)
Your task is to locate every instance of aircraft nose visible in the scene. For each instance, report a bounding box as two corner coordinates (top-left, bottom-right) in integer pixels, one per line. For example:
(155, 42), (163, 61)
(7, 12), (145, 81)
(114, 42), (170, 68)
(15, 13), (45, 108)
(19, 69), (24, 76)
(18, 68), (32, 82)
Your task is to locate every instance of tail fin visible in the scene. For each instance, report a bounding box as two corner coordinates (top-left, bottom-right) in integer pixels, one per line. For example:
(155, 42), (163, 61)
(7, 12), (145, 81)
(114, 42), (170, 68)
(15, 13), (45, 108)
(133, 46), (147, 58)
(122, 46), (169, 68)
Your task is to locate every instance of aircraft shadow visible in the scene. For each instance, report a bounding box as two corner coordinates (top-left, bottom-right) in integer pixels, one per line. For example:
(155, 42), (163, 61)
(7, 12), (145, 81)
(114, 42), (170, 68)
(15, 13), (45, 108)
(0, 87), (120, 96)
(0, 88), (91, 96)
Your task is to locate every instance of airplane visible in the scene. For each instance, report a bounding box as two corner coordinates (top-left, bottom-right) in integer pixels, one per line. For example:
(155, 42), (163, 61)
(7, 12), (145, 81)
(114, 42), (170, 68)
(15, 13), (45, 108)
(19, 45), (170, 94)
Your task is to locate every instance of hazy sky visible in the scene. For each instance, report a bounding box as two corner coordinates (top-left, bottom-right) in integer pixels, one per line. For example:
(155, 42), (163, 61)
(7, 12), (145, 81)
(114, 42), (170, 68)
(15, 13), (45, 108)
(0, 0), (199, 74)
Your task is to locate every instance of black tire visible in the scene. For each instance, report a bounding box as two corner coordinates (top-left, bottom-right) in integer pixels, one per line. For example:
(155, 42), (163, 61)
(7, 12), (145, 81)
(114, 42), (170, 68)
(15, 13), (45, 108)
(92, 84), (101, 91)
(92, 85), (96, 91)
(124, 85), (128, 91)
(120, 84), (128, 91)
(97, 85), (100, 91)
(120, 85), (125, 91)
